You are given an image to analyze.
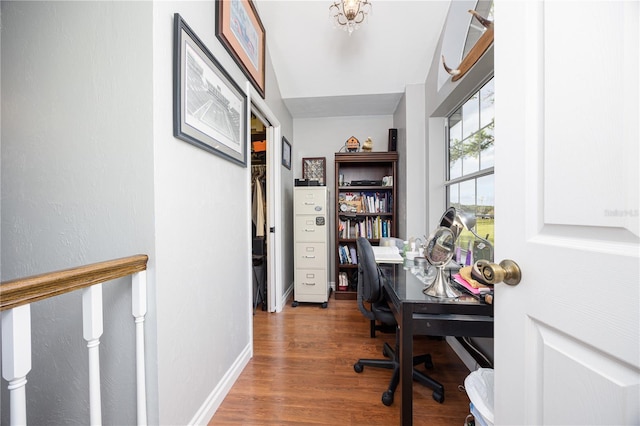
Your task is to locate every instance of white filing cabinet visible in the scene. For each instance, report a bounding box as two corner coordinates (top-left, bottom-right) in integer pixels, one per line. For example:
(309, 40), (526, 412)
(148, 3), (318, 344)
(293, 186), (330, 308)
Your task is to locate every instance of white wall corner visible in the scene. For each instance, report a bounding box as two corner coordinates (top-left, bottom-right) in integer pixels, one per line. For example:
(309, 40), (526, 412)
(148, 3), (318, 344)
(189, 343), (253, 426)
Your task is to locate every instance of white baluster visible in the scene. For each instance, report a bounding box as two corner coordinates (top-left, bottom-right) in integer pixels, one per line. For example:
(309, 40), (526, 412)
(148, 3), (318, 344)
(131, 270), (147, 425)
(82, 284), (103, 426)
(1, 305), (32, 426)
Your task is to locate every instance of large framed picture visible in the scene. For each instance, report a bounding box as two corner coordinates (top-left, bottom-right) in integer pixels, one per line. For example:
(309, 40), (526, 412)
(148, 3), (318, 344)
(216, 0), (266, 98)
(173, 13), (248, 167)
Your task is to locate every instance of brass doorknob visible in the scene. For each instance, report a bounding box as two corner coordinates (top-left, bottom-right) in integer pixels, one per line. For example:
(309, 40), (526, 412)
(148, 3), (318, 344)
(476, 259), (522, 285)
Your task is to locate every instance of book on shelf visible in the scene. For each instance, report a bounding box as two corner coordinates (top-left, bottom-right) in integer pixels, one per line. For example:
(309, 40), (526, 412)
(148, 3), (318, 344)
(349, 246), (358, 265)
(339, 244), (357, 265)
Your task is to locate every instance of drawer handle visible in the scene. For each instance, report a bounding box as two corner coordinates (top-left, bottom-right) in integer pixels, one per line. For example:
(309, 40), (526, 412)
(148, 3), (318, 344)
(304, 229), (315, 232)
(303, 255), (316, 259)
(302, 282), (316, 286)
(304, 202), (316, 205)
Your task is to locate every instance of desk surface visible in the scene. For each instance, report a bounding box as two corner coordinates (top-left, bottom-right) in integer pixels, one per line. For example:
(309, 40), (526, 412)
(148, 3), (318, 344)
(382, 261), (493, 426)
(383, 263), (494, 317)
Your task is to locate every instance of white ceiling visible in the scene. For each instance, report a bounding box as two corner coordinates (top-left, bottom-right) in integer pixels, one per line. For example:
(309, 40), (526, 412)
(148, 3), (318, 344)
(253, 0), (452, 118)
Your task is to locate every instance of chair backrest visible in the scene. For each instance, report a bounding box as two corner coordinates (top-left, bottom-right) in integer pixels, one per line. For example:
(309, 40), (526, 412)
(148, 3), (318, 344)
(356, 237), (384, 320)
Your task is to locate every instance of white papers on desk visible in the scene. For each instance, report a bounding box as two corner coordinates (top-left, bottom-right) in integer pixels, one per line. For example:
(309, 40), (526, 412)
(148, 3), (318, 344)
(371, 245), (404, 264)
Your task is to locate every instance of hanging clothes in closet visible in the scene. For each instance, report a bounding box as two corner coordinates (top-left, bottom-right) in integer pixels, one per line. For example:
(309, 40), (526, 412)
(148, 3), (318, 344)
(251, 164), (266, 237)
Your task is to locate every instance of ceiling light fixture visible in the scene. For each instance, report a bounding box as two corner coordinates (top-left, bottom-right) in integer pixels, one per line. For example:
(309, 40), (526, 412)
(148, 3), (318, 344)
(329, 0), (372, 35)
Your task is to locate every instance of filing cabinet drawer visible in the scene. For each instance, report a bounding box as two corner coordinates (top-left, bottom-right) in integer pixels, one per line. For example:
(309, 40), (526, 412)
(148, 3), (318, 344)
(294, 215), (327, 242)
(294, 188), (327, 215)
(294, 269), (327, 296)
(295, 242), (326, 269)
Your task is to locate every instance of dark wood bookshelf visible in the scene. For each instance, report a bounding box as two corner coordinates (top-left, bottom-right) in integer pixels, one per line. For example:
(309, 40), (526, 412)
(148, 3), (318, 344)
(334, 152), (398, 300)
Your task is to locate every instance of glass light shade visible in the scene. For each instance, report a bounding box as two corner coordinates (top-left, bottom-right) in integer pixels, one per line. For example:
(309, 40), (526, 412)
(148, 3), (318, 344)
(343, 0), (360, 20)
(329, 0), (371, 34)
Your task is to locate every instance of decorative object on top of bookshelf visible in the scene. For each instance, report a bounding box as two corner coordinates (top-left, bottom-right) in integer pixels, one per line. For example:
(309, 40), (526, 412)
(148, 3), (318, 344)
(362, 137), (373, 152)
(345, 136), (360, 152)
(388, 128), (397, 151)
(282, 137), (291, 169)
(302, 157), (326, 185)
(173, 13), (247, 167)
(216, 0), (266, 98)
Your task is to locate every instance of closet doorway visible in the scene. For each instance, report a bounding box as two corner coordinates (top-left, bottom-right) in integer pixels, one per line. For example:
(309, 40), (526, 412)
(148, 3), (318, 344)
(251, 111), (268, 313)
(248, 86), (284, 315)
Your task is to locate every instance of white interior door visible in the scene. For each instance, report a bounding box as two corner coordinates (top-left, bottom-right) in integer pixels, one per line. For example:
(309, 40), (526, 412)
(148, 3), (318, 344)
(265, 124), (281, 312)
(494, 1), (639, 424)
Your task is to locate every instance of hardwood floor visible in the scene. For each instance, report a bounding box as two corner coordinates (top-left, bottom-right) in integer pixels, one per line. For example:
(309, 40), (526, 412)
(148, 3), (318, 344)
(210, 296), (474, 425)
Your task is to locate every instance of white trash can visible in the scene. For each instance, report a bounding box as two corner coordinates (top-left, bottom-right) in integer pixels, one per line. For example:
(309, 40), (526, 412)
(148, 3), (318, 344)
(464, 368), (494, 426)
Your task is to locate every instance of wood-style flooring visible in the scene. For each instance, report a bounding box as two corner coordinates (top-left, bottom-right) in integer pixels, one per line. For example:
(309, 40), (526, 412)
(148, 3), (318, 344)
(210, 296), (473, 425)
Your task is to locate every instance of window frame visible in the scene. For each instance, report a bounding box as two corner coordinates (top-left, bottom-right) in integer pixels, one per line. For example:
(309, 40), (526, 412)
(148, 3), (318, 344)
(444, 75), (495, 248)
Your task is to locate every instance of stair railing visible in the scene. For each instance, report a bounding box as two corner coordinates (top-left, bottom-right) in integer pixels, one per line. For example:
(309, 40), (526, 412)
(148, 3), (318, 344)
(0, 254), (149, 426)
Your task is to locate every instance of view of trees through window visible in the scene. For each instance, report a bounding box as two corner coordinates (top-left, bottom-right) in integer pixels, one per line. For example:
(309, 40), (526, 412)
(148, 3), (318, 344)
(447, 78), (494, 257)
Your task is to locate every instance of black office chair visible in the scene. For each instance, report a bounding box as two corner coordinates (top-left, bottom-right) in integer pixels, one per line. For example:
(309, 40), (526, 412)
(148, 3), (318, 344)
(353, 237), (444, 406)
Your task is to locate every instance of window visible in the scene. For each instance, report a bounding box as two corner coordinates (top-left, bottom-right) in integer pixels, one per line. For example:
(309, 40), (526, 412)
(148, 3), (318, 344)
(446, 78), (494, 256)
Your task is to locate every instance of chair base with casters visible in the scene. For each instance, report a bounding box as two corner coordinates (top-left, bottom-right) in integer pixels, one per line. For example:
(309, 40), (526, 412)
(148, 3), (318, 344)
(353, 329), (445, 406)
(353, 237), (445, 406)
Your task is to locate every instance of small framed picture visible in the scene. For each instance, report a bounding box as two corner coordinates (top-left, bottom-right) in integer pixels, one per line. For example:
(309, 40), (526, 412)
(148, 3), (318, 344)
(302, 157), (326, 185)
(282, 137), (291, 169)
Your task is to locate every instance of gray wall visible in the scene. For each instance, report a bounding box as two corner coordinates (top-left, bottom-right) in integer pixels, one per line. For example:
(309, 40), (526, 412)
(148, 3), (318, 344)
(152, 2), (251, 423)
(422, 0), (495, 364)
(1, 2), (154, 424)
(1, 1), (293, 424)
(393, 84), (429, 243)
(293, 116), (393, 287)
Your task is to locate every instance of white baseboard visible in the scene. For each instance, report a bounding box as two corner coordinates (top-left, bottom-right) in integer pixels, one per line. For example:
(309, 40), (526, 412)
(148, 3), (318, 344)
(189, 342), (252, 425)
(281, 282), (294, 309)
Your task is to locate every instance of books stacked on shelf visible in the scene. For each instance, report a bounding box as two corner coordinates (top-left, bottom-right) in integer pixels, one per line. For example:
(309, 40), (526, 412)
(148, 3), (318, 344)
(338, 244), (358, 265)
(362, 191), (391, 213)
(338, 192), (393, 214)
(339, 217), (393, 239)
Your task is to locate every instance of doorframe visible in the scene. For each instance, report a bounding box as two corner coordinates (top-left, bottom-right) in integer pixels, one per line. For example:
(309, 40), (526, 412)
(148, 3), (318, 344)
(247, 83), (282, 313)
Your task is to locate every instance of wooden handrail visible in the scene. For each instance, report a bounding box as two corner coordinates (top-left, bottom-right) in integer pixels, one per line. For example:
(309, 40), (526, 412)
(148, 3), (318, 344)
(0, 254), (148, 311)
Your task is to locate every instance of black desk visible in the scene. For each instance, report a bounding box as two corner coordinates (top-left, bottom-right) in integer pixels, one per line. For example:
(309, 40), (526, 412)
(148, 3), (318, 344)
(382, 263), (494, 426)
